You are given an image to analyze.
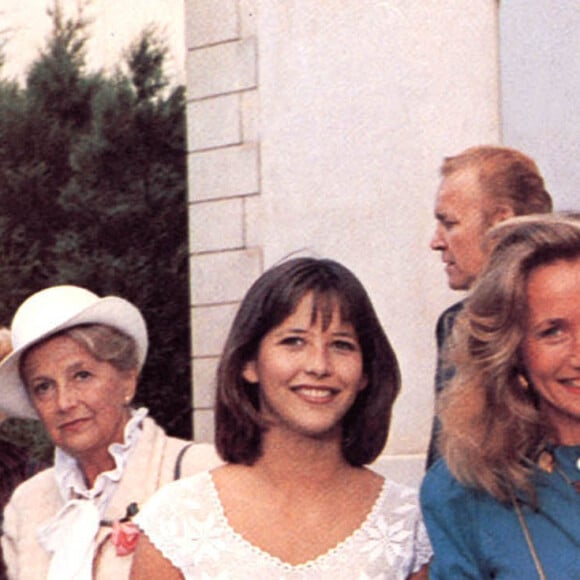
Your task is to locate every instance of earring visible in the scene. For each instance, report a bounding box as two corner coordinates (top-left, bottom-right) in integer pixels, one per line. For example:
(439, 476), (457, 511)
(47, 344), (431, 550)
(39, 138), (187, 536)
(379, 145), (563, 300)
(517, 373), (529, 389)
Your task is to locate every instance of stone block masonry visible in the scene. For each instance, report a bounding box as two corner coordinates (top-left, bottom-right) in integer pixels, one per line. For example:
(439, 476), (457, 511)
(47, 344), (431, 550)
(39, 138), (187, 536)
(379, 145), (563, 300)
(186, 0), (261, 442)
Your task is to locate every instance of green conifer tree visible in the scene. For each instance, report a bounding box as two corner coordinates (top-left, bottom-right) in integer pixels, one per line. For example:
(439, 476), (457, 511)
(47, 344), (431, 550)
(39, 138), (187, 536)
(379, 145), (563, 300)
(0, 3), (192, 460)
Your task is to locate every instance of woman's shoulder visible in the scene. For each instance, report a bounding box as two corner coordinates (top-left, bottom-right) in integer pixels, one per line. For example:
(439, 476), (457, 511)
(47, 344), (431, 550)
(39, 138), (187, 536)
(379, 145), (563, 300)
(140, 417), (223, 475)
(366, 478), (426, 552)
(158, 469), (212, 495)
(360, 476), (432, 574)
(172, 441), (224, 477)
(8, 465), (56, 502)
(376, 475), (421, 508)
(420, 459), (487, 518)
(422, 459), (463, 493)
(138, 470), (214, 515)
(134, 470), (219, 567)
(364, 475), (424, 532)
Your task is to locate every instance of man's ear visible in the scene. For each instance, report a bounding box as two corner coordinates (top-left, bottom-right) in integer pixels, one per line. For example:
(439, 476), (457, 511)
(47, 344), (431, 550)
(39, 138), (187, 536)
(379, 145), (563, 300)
(490, 204), (515, 226)
(242, 360), (259, 384)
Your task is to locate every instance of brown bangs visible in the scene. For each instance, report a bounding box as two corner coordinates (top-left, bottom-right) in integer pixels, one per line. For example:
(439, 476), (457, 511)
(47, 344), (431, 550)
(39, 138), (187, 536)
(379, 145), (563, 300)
(308, 290), (354, 331)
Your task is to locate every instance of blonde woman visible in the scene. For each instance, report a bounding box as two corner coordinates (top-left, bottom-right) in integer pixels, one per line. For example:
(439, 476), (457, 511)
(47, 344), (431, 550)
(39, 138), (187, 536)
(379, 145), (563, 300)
(421, 215), (580, 579)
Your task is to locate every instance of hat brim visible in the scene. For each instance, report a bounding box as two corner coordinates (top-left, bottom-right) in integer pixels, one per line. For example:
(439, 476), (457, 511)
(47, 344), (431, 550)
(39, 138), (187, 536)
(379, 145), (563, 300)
(0, 297), (148, 419)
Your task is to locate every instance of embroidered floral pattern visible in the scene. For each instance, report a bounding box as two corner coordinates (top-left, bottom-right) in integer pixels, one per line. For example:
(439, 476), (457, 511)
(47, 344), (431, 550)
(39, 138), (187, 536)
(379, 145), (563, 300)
(136, 472), (432, 579)
(188, 513), (226, 565)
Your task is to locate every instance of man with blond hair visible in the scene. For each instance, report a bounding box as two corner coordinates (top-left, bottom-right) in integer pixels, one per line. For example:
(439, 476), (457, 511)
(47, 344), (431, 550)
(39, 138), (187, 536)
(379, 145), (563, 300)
(426, 145), (553, 468)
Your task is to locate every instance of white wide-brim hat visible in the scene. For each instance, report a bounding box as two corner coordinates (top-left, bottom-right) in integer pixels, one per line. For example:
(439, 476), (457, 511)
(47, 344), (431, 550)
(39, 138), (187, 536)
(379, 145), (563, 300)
(0, 285), (148, 419)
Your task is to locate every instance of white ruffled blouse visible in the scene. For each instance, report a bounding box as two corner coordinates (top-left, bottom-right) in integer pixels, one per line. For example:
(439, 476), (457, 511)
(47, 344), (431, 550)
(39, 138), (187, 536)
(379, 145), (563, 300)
(136, 470), (432, 579)
(37, 407), (148, 580)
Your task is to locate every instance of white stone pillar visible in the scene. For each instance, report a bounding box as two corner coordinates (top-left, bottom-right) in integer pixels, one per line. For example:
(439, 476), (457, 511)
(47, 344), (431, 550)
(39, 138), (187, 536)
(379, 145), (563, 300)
(185, 0), (500, 487)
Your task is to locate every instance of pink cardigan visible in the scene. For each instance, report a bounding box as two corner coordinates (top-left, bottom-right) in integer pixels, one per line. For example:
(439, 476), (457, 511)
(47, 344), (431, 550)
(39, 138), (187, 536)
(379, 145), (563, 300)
(2, 417), (222, 579)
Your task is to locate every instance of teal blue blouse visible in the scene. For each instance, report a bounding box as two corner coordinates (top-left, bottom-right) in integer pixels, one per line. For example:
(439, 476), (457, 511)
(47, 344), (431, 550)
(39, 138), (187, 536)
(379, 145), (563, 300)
(420, 446), (580, 578)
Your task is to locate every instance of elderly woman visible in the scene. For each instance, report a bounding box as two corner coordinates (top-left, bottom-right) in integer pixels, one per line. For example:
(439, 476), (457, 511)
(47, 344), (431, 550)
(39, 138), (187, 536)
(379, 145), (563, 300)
(0, 285), (221, 579)
(421, 215), (580, 578)
(131, 257), (432, 579)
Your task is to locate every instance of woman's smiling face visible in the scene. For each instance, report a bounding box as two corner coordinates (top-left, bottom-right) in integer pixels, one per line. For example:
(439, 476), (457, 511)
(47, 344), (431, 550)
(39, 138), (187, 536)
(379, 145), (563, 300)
(521, 258), (580, 445)
(242, 292), (367, 440)
(21, 334), (137, 471)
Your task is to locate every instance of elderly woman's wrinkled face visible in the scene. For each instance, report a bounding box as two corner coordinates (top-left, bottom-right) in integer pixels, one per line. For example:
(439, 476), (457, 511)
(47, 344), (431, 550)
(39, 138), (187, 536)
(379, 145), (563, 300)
(521, 257), (580, 445)
(21, 334), (137, 467)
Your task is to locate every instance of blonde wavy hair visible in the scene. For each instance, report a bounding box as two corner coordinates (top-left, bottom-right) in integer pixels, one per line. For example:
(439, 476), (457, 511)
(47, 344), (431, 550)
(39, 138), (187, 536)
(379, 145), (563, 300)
(438, 214), (580, 502)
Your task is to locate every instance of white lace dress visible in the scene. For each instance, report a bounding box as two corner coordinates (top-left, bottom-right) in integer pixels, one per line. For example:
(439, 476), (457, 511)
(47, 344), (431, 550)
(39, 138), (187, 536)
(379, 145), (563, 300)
(135, 471), (432, 579)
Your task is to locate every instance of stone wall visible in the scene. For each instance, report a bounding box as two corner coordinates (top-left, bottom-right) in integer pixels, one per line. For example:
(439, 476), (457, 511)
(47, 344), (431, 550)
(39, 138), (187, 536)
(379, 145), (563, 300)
(185, 0), (500, 487)
(186, 0), (262, 441)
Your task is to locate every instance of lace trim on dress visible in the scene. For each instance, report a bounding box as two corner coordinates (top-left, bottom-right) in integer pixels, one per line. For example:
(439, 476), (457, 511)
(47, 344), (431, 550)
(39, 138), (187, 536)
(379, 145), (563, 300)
(207, 471), (389, 570)
(136, 469), (433, 578)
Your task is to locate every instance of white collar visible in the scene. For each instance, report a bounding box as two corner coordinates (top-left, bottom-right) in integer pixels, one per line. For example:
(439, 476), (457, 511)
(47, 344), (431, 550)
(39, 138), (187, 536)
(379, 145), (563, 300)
(38, 407), (149, 580)
(54, 407), (148, 507)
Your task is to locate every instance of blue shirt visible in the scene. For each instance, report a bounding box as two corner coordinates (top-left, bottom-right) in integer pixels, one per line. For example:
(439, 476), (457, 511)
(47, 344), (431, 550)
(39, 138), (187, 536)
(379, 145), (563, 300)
(421, 446), (580, 578)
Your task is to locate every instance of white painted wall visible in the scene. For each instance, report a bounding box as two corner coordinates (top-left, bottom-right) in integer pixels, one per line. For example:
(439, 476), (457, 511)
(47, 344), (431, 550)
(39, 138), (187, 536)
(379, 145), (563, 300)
(249, 0), (500, 459)
(186, 0), (501, 488)
(500, 1), (580, 211)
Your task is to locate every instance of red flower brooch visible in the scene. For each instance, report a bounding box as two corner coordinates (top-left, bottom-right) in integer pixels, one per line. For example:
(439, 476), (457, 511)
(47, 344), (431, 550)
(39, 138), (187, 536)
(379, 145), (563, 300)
(102, 502), (140, 556)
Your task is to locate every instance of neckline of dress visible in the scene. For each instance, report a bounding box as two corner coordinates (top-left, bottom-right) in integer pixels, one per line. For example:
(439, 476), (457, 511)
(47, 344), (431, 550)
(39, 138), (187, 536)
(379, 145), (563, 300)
(205, 470), (388, 570)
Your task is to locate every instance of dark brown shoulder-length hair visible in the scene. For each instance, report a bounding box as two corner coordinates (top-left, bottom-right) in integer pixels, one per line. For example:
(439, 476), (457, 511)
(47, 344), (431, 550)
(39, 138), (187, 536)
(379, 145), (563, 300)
(439, 214), (580, 502)
(215, 257), (400, 467)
